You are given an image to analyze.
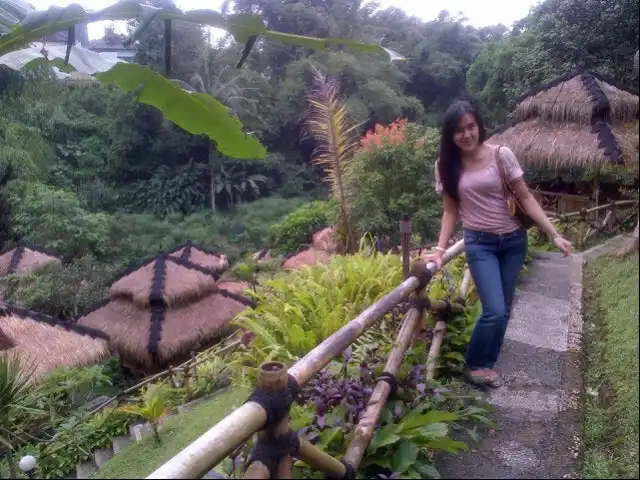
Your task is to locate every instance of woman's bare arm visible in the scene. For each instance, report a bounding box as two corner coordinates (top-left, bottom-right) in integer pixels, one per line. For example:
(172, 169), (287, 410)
(511, 178), (558, 237)
(436, 194), (459, 250)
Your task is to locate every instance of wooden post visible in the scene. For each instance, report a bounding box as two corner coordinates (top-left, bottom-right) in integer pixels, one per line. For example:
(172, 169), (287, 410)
(295, 438), (346, 478)
(243, 362), (292, 479)
(343, 260), (430, 470)
(400, 215), (412, 278)
(426, 268), (472, 381)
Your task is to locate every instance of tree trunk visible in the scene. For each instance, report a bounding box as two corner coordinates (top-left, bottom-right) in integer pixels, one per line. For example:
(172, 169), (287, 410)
(209, 142), (216, 213)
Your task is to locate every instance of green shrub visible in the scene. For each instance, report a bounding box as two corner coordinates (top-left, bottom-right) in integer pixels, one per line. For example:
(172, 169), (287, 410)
(268, 200), (337, 254)
(8, 183), (111, 258)
(0, 255), (120, 319)
(344, 123), (441, 244)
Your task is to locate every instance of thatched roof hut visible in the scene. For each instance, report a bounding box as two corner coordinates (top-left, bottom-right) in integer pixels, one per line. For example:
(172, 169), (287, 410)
(0, 303), (110, 380)
(167, 240), (229, 274)
(0, 243), (61, 277)
(77, 252), (253, 371)
(488, 67), (639, 171)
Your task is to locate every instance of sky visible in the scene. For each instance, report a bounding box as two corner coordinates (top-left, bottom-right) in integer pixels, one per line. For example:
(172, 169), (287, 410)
(29, 0), (541, 40)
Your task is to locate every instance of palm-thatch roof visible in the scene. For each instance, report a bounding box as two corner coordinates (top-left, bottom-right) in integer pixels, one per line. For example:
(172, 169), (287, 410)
(167, 240), (230, 274)
(0, 243), (61, 277)
(77, 253), (253, 370)
(488, 66), (639, 171)
(0, 303), (110, 380)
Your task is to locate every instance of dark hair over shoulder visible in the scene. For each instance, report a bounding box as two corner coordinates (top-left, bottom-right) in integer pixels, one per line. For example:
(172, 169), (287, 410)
(438, 100), (487, 203)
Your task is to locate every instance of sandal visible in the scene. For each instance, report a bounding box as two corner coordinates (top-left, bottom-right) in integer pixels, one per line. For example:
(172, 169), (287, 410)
(464, 369), (503, 388)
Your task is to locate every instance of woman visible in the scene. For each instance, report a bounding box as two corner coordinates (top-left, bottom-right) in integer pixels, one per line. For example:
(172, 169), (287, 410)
(424, 101), (572, 388)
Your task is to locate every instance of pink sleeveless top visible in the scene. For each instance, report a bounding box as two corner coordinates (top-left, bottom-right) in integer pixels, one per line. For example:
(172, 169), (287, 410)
(435, 145), (524, 235)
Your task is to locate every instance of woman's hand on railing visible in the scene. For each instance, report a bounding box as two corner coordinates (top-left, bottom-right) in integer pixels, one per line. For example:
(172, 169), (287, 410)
(422, 250), (444, 271)
(553, 234), (572, 256)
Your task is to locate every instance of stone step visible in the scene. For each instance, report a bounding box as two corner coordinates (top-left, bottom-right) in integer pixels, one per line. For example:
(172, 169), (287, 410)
(507, 291), (570, 352)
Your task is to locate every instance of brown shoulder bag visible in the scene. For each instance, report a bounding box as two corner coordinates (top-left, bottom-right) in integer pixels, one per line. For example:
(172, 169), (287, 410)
(495, 146), (536, 230)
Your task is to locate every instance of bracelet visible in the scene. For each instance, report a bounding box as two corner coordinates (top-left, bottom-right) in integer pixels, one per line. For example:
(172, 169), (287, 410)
(435, 246), (446, 253)
(551, 231), (561, 239)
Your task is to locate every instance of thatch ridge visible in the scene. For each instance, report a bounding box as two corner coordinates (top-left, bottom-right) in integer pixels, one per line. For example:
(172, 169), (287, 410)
(0, 242), (62, 277)
(0, 302), (109, 341)
(217, 287), (256, 307)
(511, 66), (639, 124)
(77, 245), (227, 318)
(1, 303), (111, 379)
(510, 66), (584, 109)
(79, 250), (253, 369)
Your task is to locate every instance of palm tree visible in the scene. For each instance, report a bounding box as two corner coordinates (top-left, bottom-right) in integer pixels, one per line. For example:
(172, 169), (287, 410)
(0, 353), (38, 478)
(190, 48), (264, 213)
(303, 66), (361, 253)
(119, 383), (169, 444)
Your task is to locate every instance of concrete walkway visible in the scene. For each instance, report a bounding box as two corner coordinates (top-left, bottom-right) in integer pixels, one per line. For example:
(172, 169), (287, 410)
(440, 251), (585, 479)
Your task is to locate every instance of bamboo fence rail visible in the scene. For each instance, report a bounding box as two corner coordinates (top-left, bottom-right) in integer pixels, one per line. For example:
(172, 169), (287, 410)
(89, 332), (242, 415)
(147, 226), (469, 479)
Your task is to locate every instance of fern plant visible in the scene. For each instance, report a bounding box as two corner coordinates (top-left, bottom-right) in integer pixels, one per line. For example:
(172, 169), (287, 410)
(232, 245), (403, 372)
(303, 66), (361, 253)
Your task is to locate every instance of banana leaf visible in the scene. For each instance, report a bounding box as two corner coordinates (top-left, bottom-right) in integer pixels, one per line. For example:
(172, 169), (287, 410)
(0, 1), (406, 62)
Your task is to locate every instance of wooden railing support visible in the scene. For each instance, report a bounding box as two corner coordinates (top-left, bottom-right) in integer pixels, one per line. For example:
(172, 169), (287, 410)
(343, 259), (429, 470)
(242, 362), (293, 479)
(426, 268), (472, 381)
(296, 438), (347, 478)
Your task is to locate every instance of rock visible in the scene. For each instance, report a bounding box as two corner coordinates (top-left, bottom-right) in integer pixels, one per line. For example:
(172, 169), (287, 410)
(312, 227), (337, 253)
(76, 460), (97, 479)
(129, 422), (153, 442)
(93, 448), (113, 468)
(283, 248), (332, 270)
(112, 435), (133, 454)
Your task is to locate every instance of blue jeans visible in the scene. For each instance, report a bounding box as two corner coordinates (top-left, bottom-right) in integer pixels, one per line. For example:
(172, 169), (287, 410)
(463, 228), (528, 371)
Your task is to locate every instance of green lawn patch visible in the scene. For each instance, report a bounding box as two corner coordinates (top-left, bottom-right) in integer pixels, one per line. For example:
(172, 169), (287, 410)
(92, 386), (249, 479)
(582, 253), (639, 479)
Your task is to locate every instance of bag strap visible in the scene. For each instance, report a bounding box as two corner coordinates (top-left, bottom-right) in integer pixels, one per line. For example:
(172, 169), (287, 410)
(494, 145), (514, 199)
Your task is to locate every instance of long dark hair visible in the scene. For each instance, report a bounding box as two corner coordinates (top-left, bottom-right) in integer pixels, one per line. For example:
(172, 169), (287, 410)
(438, 101), (487, 203)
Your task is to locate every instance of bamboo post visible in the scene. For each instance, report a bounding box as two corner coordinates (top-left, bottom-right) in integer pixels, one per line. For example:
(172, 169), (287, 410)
(343, 260), (430, 470)
(426, 268), (472, 381)
(147, 241), (467, 480)
(295, 438), (346, 478)
(243, 361), (292, 479)
(400, 215), (412, 278)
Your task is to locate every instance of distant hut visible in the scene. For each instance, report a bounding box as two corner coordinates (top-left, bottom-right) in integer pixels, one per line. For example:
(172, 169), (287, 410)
(488, 66), (639, 215)
(0, 303), (110, 380)
(0, 243), (61, 277)
(77, 252), (253, 373)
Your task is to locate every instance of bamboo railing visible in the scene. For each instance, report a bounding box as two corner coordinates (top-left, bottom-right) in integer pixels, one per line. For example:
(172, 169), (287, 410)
(546, 199), (639, 247)
(89, 332), (242, 416)
(146, 226), (468, 479)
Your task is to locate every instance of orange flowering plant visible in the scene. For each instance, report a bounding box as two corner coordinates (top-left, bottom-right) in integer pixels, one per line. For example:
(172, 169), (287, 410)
(345, 121), (441, 243)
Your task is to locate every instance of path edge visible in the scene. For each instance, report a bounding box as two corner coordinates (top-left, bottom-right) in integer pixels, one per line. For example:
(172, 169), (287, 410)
(556, 234), (627, 478)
